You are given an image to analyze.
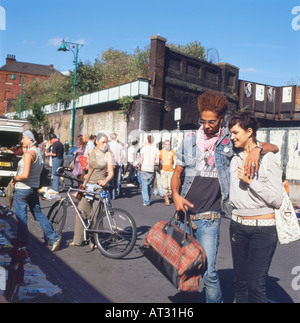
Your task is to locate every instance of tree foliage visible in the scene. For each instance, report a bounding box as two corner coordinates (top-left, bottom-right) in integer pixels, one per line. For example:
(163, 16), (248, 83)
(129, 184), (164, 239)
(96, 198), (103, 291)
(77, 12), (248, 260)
(26, 104), (50, 134)
(12, 41), (207, 112)
(167, 41), (206, 60)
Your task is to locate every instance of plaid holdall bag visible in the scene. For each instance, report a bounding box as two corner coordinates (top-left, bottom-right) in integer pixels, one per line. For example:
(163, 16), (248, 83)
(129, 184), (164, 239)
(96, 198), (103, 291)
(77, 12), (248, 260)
(141, 212), (206, 292)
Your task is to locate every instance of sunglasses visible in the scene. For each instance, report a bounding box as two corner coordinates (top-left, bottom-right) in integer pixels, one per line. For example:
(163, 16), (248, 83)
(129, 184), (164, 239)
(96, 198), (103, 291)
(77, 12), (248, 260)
(198, 118), (220, 125)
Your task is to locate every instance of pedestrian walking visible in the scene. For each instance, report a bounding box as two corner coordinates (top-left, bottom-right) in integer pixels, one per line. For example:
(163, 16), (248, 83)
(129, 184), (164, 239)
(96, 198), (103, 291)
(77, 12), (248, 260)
(127, 141), (138, 186)
(109, 133), (123, 199)
(69, 133), (114, 247)
(72, 135), (86, 184)
(45, 134), (64, 193)
(83, 134), (95, 157)
(171, 91), (279, 303)
(138, 135), (159, 206)
(152, 166), (164, 198)
(228, 111), (283, 303)
(38, 133), (46, 162)
(159, 140), (175, 206)
(11, 130), (61, 251)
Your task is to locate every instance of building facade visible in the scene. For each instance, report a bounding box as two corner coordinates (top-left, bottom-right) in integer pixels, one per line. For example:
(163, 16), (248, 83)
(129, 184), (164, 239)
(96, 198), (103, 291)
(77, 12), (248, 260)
(0, 54), (59, 116)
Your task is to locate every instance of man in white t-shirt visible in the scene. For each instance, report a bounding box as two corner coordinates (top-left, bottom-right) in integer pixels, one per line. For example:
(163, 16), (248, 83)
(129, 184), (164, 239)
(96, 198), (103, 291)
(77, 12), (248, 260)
(138, 135), (159, 206)
(109, 133), (123, 199)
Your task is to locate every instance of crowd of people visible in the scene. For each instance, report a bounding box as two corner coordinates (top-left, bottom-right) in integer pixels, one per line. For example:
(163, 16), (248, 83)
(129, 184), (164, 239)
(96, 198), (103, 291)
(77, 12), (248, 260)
(2, 89), (294, 304)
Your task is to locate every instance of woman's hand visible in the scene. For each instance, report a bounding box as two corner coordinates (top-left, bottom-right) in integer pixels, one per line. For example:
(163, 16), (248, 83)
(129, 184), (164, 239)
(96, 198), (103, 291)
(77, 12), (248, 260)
(10, 178), (15, 187)
(98, 180), (108, 187)
(237, 166), (253, 185)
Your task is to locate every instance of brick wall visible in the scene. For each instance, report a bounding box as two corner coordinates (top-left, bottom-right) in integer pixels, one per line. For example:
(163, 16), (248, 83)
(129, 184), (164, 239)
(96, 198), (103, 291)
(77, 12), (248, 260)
(0, 71), (48, 116)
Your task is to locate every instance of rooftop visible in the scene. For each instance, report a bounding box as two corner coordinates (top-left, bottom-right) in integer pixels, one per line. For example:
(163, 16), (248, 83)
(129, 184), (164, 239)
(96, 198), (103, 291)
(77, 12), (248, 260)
(0, 54), (60, 76)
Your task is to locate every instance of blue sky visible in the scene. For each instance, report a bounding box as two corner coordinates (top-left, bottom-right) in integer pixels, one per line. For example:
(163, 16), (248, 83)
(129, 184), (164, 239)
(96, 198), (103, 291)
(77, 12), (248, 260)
(0, 0), (299, 86)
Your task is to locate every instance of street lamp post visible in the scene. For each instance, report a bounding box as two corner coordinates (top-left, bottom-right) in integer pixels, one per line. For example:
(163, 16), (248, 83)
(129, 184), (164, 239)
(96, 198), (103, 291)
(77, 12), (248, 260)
(58, 40), (83, 147)
(11, 74), (25, 119)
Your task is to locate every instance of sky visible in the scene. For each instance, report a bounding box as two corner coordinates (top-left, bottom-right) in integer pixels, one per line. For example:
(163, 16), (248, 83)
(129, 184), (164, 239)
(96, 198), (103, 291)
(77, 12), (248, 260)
(0, 0), (299, 87)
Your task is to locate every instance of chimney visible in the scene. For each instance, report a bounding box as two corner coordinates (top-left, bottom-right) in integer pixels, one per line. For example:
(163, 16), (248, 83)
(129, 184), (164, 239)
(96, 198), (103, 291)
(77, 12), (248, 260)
(49, 64), (54, 69)
(6, 54), (16, 65)
(149, 35), (167, 99)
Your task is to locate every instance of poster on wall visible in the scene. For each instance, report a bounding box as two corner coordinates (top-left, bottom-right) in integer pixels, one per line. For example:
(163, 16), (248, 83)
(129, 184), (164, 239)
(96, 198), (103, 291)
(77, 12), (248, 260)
(255, 85), (265, 101)
(171, 131), (184, 153)
(282, 87), (293, 103)
(244, 82), (252, 98)
(267, 87), (275, 103)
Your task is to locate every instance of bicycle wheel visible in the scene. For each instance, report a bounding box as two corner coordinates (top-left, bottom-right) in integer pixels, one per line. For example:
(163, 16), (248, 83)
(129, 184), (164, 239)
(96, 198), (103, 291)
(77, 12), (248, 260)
(47, 199), (67, 235)
(94, 208), (137, 259)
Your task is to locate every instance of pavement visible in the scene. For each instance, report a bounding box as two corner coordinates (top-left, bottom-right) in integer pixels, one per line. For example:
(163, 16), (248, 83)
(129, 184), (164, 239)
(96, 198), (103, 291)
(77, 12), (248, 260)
(0, 182), (299, 303)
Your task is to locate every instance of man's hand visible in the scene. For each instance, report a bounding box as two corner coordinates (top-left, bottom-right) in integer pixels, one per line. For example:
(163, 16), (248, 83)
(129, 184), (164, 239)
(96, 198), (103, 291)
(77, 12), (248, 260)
(173, 193), (194, 213)
(245, 147), (261, 178)
(171, 165), (194, 212)
(245, 142), (279, 177)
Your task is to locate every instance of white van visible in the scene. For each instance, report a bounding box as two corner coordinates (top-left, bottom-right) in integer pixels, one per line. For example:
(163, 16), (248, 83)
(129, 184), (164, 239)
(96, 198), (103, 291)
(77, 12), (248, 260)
(0, 118), (28, 186)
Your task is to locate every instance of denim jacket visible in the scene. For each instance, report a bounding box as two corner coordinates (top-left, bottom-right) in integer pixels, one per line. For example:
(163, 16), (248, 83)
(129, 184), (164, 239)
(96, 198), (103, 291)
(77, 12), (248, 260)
(175, 128), (234, 216)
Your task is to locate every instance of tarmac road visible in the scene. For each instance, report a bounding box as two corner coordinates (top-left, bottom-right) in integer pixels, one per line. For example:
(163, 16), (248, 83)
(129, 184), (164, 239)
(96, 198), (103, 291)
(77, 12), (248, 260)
(0, 183), (299, 303)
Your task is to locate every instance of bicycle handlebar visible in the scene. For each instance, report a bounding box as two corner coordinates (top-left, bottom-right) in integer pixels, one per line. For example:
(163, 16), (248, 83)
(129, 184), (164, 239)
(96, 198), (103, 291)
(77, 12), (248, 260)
(54, 167), (82, 183)
(54, 166), (114, 192)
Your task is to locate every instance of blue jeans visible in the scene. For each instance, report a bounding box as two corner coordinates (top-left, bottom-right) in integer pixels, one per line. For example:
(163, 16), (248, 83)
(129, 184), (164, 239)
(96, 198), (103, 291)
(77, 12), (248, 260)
(111, 166), (122, 199)
(141, 171), (155, 205)
(14, 188), (60, 247)
(230, 221), (277, 303)
(52, 158), (63, 192)
(179, 217), (222, 303)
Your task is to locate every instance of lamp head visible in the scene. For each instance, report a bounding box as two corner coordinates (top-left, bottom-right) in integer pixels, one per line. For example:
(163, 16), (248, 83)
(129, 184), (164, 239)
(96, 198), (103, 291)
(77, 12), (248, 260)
(10, 74), (15, 80)
(58, 41), (68, 52)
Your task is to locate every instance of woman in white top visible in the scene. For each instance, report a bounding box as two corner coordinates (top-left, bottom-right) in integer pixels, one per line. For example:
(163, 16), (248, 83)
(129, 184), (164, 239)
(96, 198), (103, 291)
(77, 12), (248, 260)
(12, 130), (61, 251)
(228, 112), (283, 303)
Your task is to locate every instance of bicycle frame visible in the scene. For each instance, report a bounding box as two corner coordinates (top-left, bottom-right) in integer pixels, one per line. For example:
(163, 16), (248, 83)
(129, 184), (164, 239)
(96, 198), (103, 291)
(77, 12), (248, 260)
(53, 167), (116, 239)
(65, 186), (115, 238)
(51, 167), (137, 259)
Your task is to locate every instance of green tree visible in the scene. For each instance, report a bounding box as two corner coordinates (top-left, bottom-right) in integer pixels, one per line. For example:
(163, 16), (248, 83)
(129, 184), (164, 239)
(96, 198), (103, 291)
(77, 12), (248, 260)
(167, 41), (206, 60)
(11, 41), (207, 112)
(26, 103), (50, 134)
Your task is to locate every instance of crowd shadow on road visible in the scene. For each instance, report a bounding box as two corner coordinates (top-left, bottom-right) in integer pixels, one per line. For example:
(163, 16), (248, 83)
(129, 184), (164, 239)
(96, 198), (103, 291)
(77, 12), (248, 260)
(266, 276), (294, 303)
(3, 216), (111, 303)
(167, 268), (294, 303)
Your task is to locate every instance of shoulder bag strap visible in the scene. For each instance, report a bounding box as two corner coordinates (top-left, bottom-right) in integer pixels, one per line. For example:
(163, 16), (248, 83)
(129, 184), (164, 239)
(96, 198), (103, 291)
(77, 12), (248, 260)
(82, 161), (98, 188)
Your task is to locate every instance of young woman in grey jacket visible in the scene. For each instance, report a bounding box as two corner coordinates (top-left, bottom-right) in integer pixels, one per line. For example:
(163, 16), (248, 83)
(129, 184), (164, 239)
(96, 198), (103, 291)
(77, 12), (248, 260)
(229, 111), (283, 303)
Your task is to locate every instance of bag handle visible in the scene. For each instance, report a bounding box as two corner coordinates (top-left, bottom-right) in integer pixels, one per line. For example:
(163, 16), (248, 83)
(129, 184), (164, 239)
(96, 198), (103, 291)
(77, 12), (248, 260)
(183, 210), (194, 240)
(165, 210), (194, 240)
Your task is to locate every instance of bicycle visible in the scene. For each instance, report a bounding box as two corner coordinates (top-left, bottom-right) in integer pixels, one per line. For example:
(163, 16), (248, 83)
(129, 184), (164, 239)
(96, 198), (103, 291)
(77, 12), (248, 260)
(47, 167), (137, 259)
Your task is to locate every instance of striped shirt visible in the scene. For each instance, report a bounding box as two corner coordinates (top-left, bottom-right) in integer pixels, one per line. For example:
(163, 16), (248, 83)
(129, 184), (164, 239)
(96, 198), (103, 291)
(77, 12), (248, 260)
(229, 152), (283, 217)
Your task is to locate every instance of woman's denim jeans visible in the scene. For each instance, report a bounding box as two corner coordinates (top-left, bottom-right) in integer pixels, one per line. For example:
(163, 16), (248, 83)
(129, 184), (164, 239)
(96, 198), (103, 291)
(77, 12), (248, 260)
(141, 171), (155, 205)
(14, 188), (60, 247)
(179, 218), (222, 303)
(52, 157), (63, 192)
(230, 221), (278, 303)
